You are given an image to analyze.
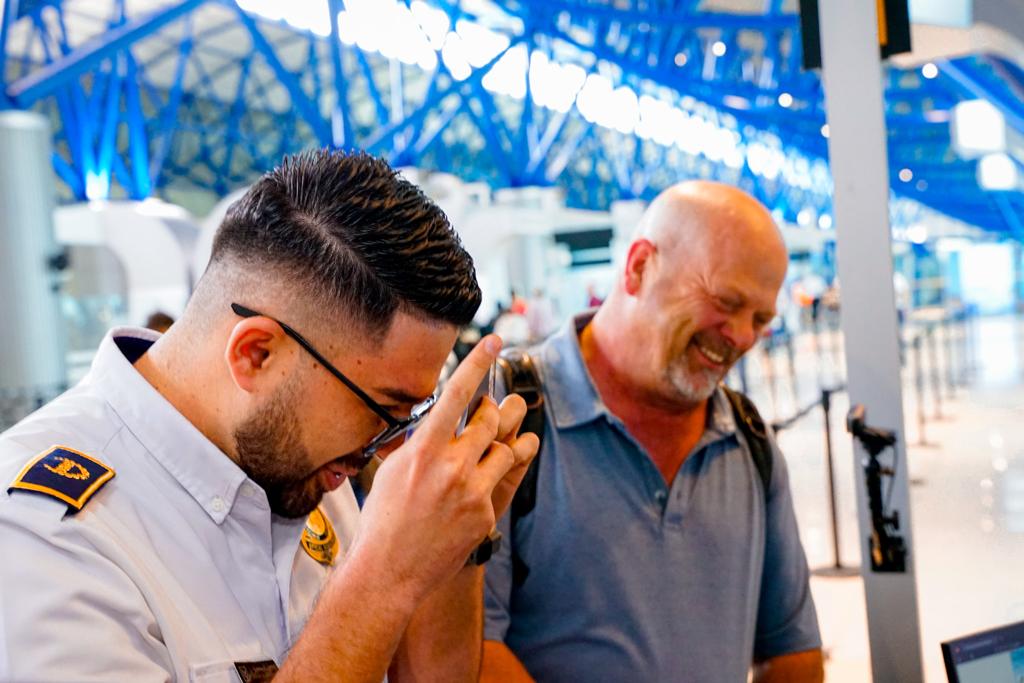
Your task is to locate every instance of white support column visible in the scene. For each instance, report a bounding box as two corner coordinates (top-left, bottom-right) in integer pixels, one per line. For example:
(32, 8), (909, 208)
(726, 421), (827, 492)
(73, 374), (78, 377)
(817, 2), (925, 681)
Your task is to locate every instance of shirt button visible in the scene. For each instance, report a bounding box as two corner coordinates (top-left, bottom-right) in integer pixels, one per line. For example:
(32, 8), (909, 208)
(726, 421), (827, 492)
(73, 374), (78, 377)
(239, 484), (255, 498)
(211, 496), (225, 512)
(655, 490), (667, 503)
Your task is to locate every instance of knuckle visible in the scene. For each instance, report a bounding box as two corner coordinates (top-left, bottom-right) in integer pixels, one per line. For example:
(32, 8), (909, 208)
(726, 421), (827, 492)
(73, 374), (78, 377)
(445, 381), (473, 408)
(494, 442), (515, 467)
(503, 393), (528, 413)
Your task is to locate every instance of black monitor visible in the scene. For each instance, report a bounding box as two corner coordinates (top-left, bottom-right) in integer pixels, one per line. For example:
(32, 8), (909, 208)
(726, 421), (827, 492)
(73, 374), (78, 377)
(942, 620), (1024, 682)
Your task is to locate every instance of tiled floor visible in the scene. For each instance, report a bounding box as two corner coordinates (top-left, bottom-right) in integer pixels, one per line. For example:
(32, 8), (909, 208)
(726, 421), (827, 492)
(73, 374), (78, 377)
(745, 314), (1024, 682)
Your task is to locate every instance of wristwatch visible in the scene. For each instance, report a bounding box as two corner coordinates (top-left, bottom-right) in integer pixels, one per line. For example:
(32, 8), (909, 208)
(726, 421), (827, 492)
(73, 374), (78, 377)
(465, 529), (503, 566)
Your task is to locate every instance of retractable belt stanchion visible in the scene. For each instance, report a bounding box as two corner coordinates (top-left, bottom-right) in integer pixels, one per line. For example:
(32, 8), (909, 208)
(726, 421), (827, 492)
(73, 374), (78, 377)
(956, 307), (969, 387)
(761, 343), (779, 419)
(912, 334), (933, 448)
(773, 385), (857, 578)
(926, 325), (945, 421)
(967, 306), (977, 382)
(942, 314), (957, 399)
(786, 332), (799, 411)
(813, 387), (859, 578)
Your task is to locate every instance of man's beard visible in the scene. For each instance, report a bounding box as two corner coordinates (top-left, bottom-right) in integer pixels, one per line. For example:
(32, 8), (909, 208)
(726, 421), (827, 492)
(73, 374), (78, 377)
(233, 384), (323, 519)
(667, 358), (722, 405)
(665, 332), (739, 405)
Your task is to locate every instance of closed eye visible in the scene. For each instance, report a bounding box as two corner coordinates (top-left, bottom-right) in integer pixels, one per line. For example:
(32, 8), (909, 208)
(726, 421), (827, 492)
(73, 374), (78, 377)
(715, 296), (742, 312)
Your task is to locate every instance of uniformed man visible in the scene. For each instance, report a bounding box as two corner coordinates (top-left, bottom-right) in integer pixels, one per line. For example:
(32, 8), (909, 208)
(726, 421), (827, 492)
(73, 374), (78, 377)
(0, 150), (539, 681)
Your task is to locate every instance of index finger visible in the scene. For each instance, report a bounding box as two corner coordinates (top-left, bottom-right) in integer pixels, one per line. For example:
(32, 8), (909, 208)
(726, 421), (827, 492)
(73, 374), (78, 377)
(412, 335), (503, 445)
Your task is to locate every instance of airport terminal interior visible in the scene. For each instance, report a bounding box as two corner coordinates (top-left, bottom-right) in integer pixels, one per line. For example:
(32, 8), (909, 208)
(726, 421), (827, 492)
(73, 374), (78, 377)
(2, 0), (1024, 681)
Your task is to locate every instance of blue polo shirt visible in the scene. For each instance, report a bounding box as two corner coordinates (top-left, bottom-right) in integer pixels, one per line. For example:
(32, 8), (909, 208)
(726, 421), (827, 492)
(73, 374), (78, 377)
(484, 313), (820, 682)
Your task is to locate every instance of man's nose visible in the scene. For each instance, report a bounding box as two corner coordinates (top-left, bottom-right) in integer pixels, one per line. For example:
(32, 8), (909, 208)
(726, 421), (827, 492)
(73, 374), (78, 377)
(722, 314), (757, 352)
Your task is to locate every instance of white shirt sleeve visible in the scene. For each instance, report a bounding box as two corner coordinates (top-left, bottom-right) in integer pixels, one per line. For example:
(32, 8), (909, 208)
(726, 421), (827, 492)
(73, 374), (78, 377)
(0, 494), (174, 683)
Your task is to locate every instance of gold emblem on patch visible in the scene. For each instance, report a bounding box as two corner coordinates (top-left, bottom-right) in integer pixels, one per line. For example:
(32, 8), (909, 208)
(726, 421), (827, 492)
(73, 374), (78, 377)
(43, 457), (91, 480)
(301, 507), (338, 566)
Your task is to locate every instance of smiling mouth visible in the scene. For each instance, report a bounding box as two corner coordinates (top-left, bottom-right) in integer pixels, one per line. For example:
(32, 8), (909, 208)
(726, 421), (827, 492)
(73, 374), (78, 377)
(697, 343), (726, 365)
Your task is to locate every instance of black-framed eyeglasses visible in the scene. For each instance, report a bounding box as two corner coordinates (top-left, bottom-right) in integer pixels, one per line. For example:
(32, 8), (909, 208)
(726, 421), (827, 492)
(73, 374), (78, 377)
(231, 303), (435, 456)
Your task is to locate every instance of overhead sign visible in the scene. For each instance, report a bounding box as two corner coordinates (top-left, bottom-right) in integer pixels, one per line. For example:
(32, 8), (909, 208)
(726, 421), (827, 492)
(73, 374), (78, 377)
(799, 0), (912, 70)
(951, 99), (1007, 159)
(909, 0), (972, 28)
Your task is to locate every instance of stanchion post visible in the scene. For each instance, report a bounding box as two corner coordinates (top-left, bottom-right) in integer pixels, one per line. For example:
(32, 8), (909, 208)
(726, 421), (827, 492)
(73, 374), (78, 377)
(942, 315), (956, 400)
(926, 325), (945, 420)
(811, 387), (859, 578)
(786, 331), (799, 410)
(762, 344), (779, 418)
(822, 388), (841, 569)
(912, 335), (930, 446)
(957, 308), (969, 387)
(965, 306), (977, 381)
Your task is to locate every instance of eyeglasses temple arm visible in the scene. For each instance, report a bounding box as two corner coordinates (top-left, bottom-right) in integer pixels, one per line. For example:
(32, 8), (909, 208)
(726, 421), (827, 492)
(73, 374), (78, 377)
(230, 303), (400, 426)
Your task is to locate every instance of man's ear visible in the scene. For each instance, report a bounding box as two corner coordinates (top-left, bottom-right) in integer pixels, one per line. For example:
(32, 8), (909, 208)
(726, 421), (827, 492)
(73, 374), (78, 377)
(623, 239), (657, 296)
(224, 317), (291, 394)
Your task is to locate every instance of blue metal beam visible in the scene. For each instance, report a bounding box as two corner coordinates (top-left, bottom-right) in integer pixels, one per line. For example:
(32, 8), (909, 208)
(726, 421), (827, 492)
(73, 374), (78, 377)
(123, 51), (150, 198)
(536, 1), (797, 31)
(355, 49), (390, 128)
(6, 0), (208, 105)
(149, 30), (192, 187)
(363, 38), (522, 153)
(232, 2), (331, 145)
(51, 151), (82, 196)
(327, 0), (353, 148)
(0, 0), (19, 107)
(217, 54), (252, 195)
(939, 58), (1024, 134)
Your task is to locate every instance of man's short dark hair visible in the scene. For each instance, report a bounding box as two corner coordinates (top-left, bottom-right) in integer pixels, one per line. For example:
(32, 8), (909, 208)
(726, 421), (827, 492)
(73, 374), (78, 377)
(211, 149), (481, 332)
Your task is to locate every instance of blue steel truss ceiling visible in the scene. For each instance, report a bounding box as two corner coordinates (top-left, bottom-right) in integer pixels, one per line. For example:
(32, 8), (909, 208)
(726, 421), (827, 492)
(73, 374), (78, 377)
(0, 0), (1022, 235)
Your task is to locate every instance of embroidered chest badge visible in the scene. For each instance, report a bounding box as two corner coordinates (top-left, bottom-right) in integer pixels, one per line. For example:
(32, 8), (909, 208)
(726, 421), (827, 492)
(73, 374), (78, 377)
(301, 507), (338, 566)
(7, 446), (115, 512)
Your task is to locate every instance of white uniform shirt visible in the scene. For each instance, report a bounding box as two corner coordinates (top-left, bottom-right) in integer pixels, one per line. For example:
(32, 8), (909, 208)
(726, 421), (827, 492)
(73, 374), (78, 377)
(0, 328), (362, 682)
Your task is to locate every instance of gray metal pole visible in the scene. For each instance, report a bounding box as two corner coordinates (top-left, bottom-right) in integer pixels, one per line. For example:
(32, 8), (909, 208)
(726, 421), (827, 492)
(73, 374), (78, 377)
(0, 110), (66, 429)
(912, 334), (931, 447)
(926, 326), (944, 420)
(943, 314), (956, 398)
(817, 1), (925, 680)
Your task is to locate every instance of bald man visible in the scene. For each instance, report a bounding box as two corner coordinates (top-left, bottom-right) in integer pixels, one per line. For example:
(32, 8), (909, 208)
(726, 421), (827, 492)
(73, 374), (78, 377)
(481, 182), (824, 682)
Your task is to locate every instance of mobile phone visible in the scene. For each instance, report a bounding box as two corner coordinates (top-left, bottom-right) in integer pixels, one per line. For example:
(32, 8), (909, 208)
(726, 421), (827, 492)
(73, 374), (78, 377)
(458, 361), (496, 434)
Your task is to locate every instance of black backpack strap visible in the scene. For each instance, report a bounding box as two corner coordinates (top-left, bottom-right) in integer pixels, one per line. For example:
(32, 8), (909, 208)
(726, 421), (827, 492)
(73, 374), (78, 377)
(722, 386), (773, 494)
(496, 350), (545, 588)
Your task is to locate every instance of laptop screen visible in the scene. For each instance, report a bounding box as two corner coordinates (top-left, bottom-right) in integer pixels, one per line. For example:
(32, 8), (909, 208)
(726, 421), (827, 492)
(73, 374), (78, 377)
(942, 620), (1024, 683)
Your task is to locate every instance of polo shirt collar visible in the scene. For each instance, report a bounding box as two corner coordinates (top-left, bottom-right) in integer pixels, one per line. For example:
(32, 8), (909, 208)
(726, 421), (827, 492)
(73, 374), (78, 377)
(541, 313), (740, 444)
(89, 327), (248, 524)
(698, 386), (740, 450)
(541, 312), (610, 430)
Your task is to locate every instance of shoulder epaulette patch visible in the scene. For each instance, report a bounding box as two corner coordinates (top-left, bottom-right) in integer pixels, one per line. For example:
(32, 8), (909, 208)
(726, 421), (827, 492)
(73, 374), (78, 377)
(7, 446), (115, 513)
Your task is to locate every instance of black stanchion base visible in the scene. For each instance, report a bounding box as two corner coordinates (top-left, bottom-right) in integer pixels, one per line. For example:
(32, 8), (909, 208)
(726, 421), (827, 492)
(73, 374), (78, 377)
(811, 565), (861, 579)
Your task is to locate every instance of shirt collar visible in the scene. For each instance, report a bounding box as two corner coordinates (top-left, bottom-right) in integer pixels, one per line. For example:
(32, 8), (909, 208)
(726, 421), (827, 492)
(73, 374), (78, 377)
(541, 313), (741, 445)
(700, 386), (740, 448)
(89, 327), (248, 524)
(540, 311), (609, 429)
